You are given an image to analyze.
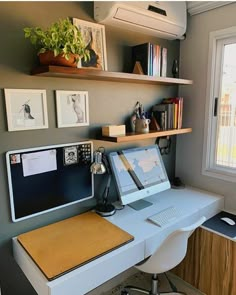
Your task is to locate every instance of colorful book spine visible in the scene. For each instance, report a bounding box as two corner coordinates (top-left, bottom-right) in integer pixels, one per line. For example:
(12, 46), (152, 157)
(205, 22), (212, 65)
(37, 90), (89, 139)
(152, 44), (161, 76)
(132, 43), (168, 78)
(161, 97), (184, 129)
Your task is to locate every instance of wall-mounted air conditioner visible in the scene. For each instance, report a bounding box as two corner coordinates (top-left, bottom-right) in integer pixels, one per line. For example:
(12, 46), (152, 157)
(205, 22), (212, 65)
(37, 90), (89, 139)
(94, 1), (187, 40)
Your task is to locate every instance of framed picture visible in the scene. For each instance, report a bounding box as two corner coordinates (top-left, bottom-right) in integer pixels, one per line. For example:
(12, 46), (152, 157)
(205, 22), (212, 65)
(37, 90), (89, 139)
(4, 89), (48, 131)
(56, 90), (89, 128)
(73, 18), (107, 71)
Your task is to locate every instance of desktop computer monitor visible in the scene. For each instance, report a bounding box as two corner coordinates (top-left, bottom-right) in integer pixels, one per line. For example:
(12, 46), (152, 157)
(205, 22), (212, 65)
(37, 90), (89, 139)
(6, 141), (94, 222)
(109, 145), (170, 208)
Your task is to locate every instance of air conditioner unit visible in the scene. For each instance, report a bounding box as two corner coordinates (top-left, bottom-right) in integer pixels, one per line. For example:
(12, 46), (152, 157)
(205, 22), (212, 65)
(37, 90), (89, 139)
(94, 1), (187, 40)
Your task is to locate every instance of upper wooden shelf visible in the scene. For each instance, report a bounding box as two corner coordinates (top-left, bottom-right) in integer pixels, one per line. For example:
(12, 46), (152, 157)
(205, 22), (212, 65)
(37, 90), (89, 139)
(101, 128), (192, 143)
(31, 66), (193, 86)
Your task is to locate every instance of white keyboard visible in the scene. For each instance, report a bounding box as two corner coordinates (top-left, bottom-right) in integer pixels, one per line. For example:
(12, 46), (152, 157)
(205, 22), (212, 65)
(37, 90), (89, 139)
(147, 206), (182, 227)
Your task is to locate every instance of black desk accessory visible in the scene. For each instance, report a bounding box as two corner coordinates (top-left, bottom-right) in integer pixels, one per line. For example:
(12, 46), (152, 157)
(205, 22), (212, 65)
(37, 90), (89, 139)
(90, 147), (115, 217)
(203, 211), (236, 238)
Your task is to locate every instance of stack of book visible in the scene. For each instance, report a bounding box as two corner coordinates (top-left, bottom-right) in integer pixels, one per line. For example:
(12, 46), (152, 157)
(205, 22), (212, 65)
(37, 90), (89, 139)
(132, 42), (167, 77)
(152, 97), (183, 130)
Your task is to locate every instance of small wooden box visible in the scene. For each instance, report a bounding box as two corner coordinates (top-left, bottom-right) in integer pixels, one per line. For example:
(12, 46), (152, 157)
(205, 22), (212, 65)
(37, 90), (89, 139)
(102, 125), (126, 137)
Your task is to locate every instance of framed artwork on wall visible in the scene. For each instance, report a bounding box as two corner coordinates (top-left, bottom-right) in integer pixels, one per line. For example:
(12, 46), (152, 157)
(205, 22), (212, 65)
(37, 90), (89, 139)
(73, 18), (107, 71)
(56, 90), (89, 128)
(4, 89), (48, 131)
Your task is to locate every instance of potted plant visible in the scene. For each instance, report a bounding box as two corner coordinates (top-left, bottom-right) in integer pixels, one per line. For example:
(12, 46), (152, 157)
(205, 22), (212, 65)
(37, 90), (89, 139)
(24, 18), (90, 67)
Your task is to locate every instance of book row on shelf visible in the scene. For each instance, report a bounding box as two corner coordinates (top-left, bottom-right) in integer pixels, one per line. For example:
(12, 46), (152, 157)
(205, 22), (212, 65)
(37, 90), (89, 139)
(152, 97), (184, 130)
(132, 42), (167, 77)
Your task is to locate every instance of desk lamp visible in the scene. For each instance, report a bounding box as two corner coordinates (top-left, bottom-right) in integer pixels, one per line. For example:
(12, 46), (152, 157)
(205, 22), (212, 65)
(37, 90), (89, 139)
(90, 147), (116, 217)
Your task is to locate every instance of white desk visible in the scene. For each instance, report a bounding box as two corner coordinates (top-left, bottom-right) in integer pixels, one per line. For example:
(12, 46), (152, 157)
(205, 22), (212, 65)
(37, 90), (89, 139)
(13, 187), (224, 295)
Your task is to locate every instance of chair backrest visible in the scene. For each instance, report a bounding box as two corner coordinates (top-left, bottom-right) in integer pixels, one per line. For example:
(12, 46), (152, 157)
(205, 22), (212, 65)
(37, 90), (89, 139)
(135, 216), (206, 274)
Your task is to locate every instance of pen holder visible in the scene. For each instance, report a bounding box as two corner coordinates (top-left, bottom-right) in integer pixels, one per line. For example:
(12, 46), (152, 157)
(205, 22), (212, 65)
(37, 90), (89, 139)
(134, 118), (151, 133)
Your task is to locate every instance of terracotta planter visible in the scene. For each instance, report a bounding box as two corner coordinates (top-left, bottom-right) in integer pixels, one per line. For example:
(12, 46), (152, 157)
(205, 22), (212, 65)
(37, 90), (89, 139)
(38, 51), (79, 67)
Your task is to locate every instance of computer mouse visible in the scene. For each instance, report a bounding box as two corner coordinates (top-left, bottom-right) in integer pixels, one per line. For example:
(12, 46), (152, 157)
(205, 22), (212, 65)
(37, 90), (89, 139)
(220, 217), (236, 226)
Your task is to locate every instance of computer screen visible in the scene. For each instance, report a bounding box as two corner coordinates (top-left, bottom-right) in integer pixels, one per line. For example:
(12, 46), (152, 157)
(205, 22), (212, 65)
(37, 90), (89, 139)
(6, 141), (94, 222)
(109, 145), (170, 206)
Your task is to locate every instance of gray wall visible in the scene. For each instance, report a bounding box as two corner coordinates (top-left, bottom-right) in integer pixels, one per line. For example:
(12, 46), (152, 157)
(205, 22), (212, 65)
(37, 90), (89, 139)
(176, 3), (236, 211)
(0, 2), (180, 294)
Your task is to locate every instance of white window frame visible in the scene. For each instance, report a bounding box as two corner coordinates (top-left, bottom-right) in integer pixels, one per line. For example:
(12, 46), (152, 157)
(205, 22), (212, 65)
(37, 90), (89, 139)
(202, 26), (236, 182)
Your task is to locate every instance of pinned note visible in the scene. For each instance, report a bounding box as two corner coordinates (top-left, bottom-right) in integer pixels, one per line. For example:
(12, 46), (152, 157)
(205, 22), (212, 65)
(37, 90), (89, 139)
(22, 150), (57, 177)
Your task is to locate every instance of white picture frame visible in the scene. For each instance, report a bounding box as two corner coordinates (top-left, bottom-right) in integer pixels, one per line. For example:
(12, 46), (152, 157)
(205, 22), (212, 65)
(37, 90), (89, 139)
(4, 88), (48, 131)
(56, 90), (89, 128)
(73, 18), (108, 71)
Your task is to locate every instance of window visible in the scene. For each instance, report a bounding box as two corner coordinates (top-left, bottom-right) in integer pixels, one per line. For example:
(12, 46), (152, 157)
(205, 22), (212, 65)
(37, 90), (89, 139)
(203, 27), (236, 182)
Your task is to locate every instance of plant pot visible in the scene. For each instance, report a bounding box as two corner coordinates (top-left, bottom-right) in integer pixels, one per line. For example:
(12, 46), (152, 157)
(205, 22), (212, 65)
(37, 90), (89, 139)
(38, 51), (79, 67)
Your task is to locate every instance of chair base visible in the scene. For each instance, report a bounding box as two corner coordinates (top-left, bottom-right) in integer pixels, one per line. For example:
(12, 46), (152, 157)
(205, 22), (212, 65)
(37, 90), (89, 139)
(121, 273), (186, 295)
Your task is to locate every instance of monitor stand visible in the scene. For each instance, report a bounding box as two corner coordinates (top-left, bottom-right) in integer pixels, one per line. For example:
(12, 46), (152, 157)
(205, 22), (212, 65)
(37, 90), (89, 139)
(128, 199), (152, 211)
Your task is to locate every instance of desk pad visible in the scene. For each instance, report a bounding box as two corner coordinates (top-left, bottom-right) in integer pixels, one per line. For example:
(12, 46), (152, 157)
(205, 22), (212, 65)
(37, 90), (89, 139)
(17, 212), (134, 280)
(203, 211), (236, 238)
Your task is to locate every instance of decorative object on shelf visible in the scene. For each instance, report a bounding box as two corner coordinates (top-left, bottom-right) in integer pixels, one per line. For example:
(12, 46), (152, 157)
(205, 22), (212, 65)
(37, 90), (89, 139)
(172, 59), (179, 78)
(4, 88), (48, 131)
(130, 101), (140, 132)
(90, 147), (116, 217)
(23, 18), (90, 67)
(73, 18), (107, 71)
(130, 101), (151, 133)
(102, 125), (126, 137)
(132, 61), (144, 74)
(38, 51), (79, 68)
(149, 114), (161, 131)
(56, 90), (89, 128)
(134, 118), (151, 133)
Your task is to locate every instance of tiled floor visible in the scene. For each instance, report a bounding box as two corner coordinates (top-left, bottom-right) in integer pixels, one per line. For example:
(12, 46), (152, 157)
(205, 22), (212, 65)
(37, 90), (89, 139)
(92, 271), (205, 295)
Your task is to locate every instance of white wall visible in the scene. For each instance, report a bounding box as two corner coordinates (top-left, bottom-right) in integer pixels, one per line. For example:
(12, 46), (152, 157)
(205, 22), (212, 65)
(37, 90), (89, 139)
(176, 3), (236, 211)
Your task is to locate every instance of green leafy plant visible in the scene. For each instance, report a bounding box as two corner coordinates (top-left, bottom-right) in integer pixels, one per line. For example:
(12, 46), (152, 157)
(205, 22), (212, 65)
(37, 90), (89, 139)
(24, 18), (90, 62)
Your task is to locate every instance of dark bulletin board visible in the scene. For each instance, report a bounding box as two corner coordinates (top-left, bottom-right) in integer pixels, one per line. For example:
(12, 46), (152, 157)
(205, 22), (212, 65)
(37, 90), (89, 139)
(6, 141), (94, 222)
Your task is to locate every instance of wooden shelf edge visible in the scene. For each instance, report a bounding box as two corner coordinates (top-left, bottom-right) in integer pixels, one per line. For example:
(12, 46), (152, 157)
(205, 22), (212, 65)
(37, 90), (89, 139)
(101, 128), (192, 143)
(31, 66), (193, 86)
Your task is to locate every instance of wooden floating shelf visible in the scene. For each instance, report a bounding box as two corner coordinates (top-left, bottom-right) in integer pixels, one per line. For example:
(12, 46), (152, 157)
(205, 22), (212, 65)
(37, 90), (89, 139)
(31, 66), (193, 86)
(101, 128), (192, 143)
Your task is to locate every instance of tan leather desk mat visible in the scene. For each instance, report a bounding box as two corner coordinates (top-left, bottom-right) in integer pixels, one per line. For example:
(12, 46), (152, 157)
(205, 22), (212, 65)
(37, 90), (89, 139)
(17, 212), (134, 280)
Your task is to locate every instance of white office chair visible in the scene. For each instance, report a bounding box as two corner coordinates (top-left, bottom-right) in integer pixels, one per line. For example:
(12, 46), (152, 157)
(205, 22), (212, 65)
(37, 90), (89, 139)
(121, 216), (206, 295)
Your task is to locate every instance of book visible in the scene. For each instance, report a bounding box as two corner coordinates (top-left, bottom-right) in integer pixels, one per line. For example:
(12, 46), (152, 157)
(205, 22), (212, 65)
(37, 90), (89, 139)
(132, 42), (167, 77)
(153, 97), (184, 130)
(152, 44), (161, 76)
(161, 47), (167, 77)
(162, 97), (184, 129)
(152, 104), (172, 130)
(132, 43), (152, 76)
(132, 43), (167, 78)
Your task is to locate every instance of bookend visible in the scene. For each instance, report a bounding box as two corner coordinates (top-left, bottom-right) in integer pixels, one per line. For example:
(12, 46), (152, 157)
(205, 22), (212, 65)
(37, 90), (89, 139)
(150, 115), (161, 131)
(133, 61), (144, 75)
